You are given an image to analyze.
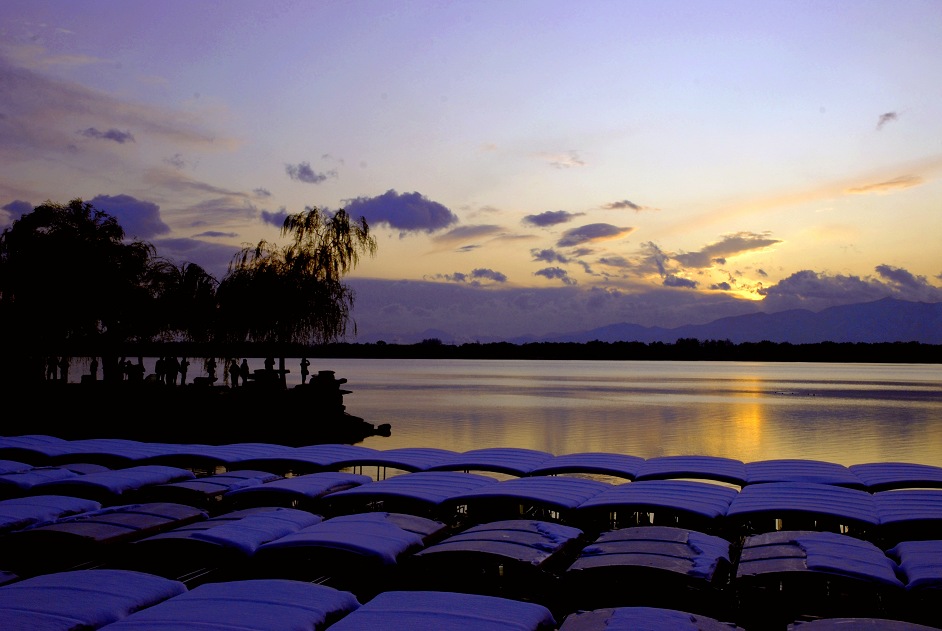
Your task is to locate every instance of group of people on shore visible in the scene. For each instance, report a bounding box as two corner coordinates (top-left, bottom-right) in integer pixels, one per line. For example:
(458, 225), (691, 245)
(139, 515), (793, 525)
(39, 355), (315, 388)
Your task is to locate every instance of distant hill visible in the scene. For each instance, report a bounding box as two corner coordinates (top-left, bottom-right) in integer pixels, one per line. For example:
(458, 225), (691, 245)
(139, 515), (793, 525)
(514, 298), (942, 345)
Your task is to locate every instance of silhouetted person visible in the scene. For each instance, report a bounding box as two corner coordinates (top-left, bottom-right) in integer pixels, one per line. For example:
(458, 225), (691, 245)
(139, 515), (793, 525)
(206, 357), (217, 383)
(46, 356), (58, 381)
(179, 357), (189, 385)
(229, 359), (240, 388)
(240, 359), (250, 384)
(166, 355), (179, 385)
(89, 357), (99, 381)
(264, 356), (275, 372)
(58, 356), (69, 383)
(155, 356), (165, 384)
(300, 357), (311, 384)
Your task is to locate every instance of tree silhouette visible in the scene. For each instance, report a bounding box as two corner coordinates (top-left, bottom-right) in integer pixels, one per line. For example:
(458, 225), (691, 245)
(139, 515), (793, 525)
(0, 199), (155, 381)
(216, 206), (376, 386)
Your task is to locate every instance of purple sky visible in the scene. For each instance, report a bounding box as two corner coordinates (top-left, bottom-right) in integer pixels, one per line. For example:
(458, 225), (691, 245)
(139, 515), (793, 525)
(2, 1), (941, 342)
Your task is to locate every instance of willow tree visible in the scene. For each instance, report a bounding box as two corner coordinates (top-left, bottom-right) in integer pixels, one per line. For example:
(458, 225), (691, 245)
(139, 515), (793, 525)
(0, 199), (155, 382)
(216, 206), (376, 386)
(146, 260), (219, 343)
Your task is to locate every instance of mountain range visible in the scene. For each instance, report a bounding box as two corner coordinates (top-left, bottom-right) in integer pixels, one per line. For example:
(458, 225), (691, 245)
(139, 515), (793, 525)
(506, 298), (942, 345)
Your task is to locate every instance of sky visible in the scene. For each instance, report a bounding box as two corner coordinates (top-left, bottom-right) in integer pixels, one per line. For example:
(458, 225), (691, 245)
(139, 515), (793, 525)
(2, 0), (941, 343)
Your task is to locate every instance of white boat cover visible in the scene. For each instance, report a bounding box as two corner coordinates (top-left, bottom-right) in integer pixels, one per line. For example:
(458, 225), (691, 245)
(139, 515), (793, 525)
(0, 569), (186, 630)
(850, 462), (942, 492)
(726, 482), (879, 526)
(887, 539), (942, 591)
(529, 452), (644, 480)
(635, 455), (747, 486)
(737, 530), (903, 588)
(0, 494), (101, 534)
(98, 578), (361, 631)
(744, 459), (864, 488)
(132, 506), (323, 557)
(558, 606), (741, 630)
(576, 480), (738, 520)
(426, 447), (556, 476)
(325, 589), (556, 630)
(568, 525), (730, 580)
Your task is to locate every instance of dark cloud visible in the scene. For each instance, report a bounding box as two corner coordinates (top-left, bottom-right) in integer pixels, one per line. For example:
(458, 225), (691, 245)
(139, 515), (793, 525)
(88, 194), (170, 239)
(192, 230), (237, 238)
(597, 255), (632, 268)
(557, 223), (634, 247)
(471, 268), (508, 283)
(663, 274), (698, 289)
(876, 112), (898, 130)
(673, 232), (780, 268)
(2, 199), (33, 223)
(603, 200), (653, 212)
(875, 264), (931, 290)
(710, 282), (733, 291)
(79, 127), (135, 143)
(261, 208), (289, 228)
(253, 188), (272, 197)
(344, 189), (459, 235)
(530, 248), (570, 263)
(535, 266), (577, 285)
(431, 268), (507, 286)
(285, 161), (335, 184)
(522, 210), (583, 227)
(759, 267), (942, 312)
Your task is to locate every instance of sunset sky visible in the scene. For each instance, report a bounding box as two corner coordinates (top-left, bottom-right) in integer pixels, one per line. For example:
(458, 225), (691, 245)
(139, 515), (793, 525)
(2, 1), (941, 342)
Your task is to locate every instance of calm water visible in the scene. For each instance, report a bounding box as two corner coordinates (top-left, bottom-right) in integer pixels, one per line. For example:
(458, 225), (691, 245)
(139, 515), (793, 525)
(80, 357), (942, 467)
(313, 359), (942, 467)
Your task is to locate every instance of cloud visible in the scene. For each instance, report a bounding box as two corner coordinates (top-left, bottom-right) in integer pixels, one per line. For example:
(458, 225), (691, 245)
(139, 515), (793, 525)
(522, 210), (584, 227)
(846, 175), (924, 195)
(875, 264), (932, 290)
(557, 223), (634, 247)
(430, 268), (508, 286)
(0, 53), (233, 152)
(876, 112), (898, 130)
(260, 208), (289, 228)
(542, 150), (585, 169)
(345, 278), (760, 343)
(535, 266), (576, 285)
(531, 248), (570, 264)
(253, 188), (272, 197)
(472, 268), (508, 283)
(285, 161), (335, 184)
(1, 199), (33, 223)
(602, 200), (653, 212)
(78, 127), (135, 144)
(88, 194), (170, 239)
(673, 232), (781, 268)
(663, 274), (698, 289)
(433, 224), (503, 244)
(759, 267), (942, 311)
(344, 189), (459, 235)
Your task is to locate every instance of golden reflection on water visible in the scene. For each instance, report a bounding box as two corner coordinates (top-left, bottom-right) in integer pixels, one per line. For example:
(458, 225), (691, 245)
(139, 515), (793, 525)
(330, 359), (942, 467)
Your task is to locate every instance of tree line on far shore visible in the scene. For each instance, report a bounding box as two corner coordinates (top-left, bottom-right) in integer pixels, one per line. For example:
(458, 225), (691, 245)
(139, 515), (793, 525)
(114, 337), (940, 364)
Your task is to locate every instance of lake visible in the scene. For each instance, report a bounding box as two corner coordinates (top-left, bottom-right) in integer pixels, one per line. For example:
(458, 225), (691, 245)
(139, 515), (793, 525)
(78, 357), (942, 467)
(287, 358), (942, 468)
